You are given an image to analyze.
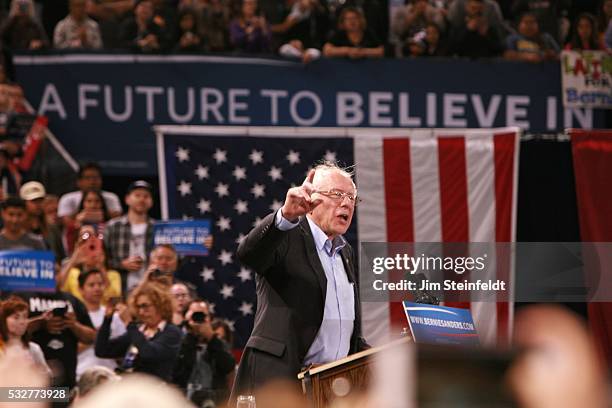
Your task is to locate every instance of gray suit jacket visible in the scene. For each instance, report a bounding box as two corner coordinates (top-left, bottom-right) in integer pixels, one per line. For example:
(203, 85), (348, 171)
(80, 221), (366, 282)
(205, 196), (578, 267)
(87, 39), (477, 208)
(230, 212), (368, 400)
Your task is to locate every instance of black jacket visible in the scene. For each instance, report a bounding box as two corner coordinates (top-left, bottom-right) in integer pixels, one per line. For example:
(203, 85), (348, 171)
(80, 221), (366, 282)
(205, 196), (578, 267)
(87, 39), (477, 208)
(95, 318), (182, 381)
(172, 333), (235, 403)
(230, 212), (369, 398)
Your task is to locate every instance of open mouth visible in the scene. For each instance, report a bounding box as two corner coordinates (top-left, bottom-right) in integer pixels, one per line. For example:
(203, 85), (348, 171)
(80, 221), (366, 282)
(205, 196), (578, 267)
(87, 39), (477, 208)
(337, 214), (349, 222)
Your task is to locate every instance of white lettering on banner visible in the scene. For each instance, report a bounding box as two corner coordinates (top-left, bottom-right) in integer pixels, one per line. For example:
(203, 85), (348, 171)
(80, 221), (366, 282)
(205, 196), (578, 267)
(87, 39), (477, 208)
(38, 84), (67, 119)
(547, 96), (557, 130)
(78, 83), (100, 119)
(369, 92), (393, 126)
(443, 93), (467, 127)
(228, 89), (250, 124)
(426, 92), (437, 126)
(201, 88), (224, 123)
(104, 85), (133, 122)
(168, 87), (195, 123)
(135, 86), (163, 122)
(289, 91), (322, 126)
(261, 89), (288, 124)
(564, 107), (592, 129)
(399, 93), (421, 126)
(35, 83), (598, 129)
(471, 94), (501, 127)
(337, 92), (364, 126)
(506, 95), (530, 128)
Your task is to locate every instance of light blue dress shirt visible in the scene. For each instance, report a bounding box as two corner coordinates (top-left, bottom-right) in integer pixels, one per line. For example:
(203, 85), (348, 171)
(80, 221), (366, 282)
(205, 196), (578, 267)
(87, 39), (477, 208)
(274, 211), (355, 365)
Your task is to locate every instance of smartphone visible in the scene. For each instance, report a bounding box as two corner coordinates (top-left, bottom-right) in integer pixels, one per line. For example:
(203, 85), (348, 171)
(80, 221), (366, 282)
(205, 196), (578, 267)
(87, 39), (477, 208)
(108, 297), (122, 308)
(52, 306), (67, 317)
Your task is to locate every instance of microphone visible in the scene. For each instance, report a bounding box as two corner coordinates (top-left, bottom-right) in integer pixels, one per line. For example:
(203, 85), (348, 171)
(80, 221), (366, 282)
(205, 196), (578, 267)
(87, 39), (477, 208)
(413, 273), (440, 305)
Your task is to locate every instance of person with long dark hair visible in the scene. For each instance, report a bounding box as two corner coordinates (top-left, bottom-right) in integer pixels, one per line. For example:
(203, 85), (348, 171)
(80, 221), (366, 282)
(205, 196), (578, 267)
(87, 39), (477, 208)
(565, 13), (603, 50)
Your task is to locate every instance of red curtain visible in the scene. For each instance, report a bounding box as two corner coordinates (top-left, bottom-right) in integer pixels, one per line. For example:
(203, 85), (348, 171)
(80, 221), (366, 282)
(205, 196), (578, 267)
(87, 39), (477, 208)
(571, 129), (612, 368)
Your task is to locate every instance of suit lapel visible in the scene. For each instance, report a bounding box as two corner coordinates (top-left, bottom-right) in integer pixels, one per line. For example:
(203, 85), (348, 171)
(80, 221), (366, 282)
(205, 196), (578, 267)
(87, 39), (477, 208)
(299, 217), (327, 300)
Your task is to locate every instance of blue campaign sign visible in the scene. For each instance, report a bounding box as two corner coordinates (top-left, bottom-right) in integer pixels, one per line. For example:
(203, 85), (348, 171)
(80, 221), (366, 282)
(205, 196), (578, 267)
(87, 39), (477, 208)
(0, 250), (56, 292)
(13, 53), (607, 175)
(153, 220), (211, 256)
(403, 301), (480, 346)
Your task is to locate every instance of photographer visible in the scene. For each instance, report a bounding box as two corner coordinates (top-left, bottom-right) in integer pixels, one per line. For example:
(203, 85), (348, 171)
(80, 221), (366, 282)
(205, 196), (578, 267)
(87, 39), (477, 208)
(94, 282), (182, 381)
(172, 300), (235, 407)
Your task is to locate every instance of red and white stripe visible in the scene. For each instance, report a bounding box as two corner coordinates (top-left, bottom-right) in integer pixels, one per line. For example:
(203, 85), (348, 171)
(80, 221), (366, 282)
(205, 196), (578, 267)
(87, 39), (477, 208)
(355, 128), (520, 346)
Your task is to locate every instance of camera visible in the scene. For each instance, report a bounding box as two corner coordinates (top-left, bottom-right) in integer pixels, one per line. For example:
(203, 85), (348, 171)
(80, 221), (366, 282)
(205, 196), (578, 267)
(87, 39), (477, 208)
(52, 306), (67, 317)
(192, 311), (207, 323)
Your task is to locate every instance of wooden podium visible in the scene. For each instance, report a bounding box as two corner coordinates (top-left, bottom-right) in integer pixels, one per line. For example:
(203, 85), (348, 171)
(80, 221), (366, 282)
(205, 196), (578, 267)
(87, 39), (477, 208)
(298, 337), (412, 408)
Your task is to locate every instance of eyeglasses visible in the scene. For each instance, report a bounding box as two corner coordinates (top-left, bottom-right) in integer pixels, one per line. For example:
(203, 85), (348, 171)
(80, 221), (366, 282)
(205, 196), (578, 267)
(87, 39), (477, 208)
(314, 189), (361, 206)
(136, 303), (153, 310)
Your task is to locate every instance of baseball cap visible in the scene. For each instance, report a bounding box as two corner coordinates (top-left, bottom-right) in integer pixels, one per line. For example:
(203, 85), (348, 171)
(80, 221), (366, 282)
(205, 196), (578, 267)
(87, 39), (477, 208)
(19, 181), (46, 201)
(126, 180), (153, 194)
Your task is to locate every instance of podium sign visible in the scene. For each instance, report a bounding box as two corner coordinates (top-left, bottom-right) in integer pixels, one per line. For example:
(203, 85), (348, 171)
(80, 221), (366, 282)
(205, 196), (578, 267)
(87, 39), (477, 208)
(403, 301), (479, 346)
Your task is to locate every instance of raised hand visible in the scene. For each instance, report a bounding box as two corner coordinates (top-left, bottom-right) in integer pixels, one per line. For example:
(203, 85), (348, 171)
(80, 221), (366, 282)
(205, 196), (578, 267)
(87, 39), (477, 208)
(280, 169), (322, 222)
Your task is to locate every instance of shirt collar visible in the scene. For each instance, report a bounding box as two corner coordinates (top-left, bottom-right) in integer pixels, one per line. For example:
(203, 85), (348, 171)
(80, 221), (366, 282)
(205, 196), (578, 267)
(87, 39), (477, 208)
(306, 216), (347, 256)
(139, 320), (167, 338)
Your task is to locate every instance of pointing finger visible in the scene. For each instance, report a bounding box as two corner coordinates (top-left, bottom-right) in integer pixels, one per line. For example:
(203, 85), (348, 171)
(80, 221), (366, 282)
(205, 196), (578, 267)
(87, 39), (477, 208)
(303, 169), (316, 186)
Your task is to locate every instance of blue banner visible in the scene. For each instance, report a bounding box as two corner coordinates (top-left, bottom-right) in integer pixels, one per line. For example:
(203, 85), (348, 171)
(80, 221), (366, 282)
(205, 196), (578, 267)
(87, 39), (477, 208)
(0, 250), (56, 292)
(403, 301), (479, 346)
(153, 220), (211, 256)
(13, 54), (607, 175)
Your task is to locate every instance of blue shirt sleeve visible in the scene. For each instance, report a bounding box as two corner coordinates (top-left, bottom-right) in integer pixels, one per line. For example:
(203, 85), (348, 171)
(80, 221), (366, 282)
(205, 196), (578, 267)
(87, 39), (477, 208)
(274, 209), (300, 231)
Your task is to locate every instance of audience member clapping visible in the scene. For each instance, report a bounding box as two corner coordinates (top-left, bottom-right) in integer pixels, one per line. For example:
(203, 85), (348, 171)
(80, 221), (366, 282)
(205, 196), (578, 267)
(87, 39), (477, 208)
(174, 8), (204, 52)
(504, 12), (560, 63)
(119, 0), (168, 52)
(53, 0), (103, 49)
(323, 7), (384, 59)
(95, 282), (182, 381)
(229, 0), (272, 54)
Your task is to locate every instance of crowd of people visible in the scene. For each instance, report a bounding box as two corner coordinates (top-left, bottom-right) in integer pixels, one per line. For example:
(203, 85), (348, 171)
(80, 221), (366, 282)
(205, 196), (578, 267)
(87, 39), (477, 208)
(0, 0), (609, 62)
(0, 162), (236, 407)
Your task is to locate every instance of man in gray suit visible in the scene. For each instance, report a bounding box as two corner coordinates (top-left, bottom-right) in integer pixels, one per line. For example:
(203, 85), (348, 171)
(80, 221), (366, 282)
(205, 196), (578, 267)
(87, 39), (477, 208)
(230, 162), (369, 401)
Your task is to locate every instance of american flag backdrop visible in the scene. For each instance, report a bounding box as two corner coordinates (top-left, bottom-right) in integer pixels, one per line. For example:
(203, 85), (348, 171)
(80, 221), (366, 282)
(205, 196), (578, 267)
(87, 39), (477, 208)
(157, 128), (356, 349)
(156, 126), (520, 350)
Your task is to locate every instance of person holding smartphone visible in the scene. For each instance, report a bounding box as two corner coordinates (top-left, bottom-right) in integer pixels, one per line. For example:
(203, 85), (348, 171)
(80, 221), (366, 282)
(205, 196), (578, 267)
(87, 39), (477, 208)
(95, 282), (182, 381)
(172, 300), (236, 407)
(75, 269), (127, 379)
(57, 225), (122, 304)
